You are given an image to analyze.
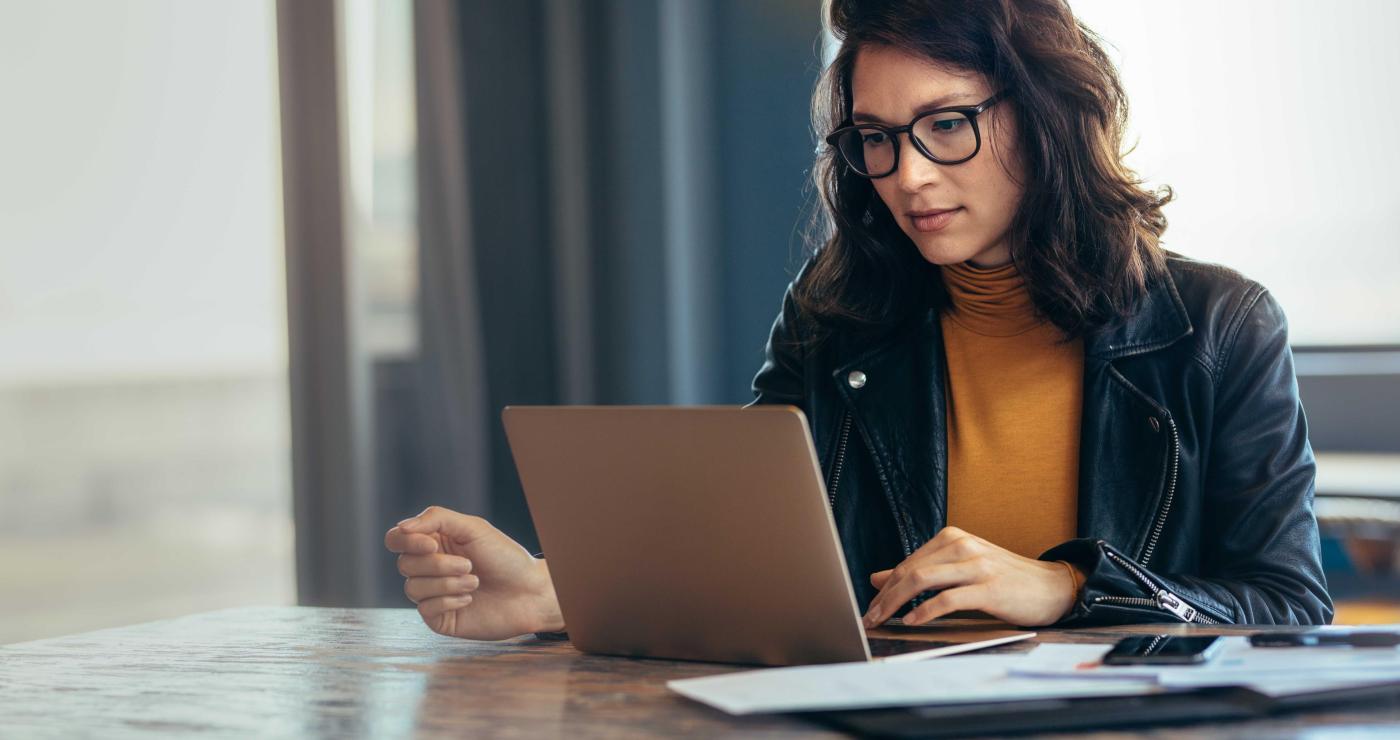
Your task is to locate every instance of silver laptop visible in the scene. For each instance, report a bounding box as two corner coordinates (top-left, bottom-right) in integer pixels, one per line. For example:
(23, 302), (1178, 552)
(502, 405), (1027, 666)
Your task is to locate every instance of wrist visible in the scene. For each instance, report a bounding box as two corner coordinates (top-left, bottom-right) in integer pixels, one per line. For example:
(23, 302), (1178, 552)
(1056, 560), (1084, 620)
(532, 558), (567, 633)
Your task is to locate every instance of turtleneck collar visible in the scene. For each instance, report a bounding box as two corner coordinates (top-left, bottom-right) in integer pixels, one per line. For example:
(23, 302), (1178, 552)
(940, 260), (1042, 337)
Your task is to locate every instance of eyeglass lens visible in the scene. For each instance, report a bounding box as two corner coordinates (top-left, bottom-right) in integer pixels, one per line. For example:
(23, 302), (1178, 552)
(836, 110), (977, 177)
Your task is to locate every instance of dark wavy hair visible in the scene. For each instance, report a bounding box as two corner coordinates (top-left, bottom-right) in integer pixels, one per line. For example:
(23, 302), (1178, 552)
(794, 0), (1171, 341)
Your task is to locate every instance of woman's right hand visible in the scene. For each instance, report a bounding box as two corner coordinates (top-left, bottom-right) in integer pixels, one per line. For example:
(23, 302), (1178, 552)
(384, 506), (564, 640)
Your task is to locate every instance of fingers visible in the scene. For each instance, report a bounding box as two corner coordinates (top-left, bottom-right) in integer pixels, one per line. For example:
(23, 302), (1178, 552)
(417, 593), (473, 623)
(912, 526), (982, 560)
(396, 506), (495, 545)
(901, 584), (990, 626)
(397, 553), (473, 577)
(404, 574), (480, 604)
(385, 528), (442, 555)
(863, 530), (993, 627)
(864, 559), (983, 627)
(867, 528), (979, 591)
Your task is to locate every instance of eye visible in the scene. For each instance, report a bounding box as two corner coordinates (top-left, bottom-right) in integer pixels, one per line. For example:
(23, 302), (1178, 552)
(861, 131), (888, 145)
(930, 118), (966, 133)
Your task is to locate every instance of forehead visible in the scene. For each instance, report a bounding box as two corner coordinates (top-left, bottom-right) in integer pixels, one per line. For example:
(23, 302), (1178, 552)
(850, 44), (987, 119)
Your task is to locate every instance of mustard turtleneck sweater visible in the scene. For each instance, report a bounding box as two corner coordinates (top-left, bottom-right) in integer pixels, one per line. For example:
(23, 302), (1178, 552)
(940, 260), (1083, 559)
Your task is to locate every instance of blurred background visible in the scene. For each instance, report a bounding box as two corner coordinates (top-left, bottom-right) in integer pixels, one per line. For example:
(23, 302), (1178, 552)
(1, 0), (1396, 644)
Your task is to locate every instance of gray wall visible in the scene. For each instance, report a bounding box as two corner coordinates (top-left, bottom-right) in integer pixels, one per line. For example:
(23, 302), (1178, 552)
(1296, 348), (1400, 453)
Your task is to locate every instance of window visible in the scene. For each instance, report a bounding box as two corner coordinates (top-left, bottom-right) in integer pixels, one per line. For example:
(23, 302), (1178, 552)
(1071, 0), (1400, 345)
(0, 0), (292, 643)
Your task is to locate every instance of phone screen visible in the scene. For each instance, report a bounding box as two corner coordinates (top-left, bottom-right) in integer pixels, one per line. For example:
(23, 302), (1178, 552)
(1102, 635), (1222, 665)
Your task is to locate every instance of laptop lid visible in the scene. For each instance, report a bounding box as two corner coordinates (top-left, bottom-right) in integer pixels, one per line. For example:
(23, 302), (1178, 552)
(502, 405), (870, 666)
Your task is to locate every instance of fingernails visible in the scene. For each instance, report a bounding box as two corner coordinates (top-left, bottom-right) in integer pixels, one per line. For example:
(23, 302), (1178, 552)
(397, 517), (418, 530)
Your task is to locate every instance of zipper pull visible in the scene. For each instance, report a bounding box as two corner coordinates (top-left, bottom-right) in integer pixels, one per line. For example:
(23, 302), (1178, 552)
(1156, 589), (1198, 622)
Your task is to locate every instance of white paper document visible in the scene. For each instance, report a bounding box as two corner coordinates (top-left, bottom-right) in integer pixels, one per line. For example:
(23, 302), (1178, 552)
(668, 632), (1400, 716)
(666, 653), (1157, 715)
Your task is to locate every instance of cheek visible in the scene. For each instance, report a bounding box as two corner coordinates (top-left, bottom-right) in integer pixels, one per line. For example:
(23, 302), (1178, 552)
(965, 159), (1023, 221)
(982, 133), (1027, 213)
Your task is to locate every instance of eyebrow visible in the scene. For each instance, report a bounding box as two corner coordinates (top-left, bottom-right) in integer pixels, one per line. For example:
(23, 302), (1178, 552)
(852, 92), (979, 124)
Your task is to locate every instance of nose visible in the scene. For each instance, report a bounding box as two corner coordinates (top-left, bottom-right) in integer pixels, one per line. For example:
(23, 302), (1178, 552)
(893, 132), (946, 194)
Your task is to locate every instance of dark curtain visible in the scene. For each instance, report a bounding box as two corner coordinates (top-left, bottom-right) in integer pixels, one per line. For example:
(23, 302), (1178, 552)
(372, 0), (822, 601)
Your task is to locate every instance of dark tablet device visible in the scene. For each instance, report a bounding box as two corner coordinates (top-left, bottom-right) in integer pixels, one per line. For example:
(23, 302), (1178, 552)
(808, 682), (1400, 739)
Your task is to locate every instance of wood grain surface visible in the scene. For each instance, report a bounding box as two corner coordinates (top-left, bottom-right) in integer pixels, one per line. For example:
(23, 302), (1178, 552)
(1, 607), (1398, 738)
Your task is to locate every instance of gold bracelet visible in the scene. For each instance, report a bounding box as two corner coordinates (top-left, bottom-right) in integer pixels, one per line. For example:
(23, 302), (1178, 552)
(1058, 560), (1082, 595)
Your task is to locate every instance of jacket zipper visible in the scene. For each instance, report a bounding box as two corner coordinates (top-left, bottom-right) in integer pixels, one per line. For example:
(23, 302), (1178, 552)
(826, 408), (914, 557)
(1139, 415), (1181, 566)
(1098, 369), (1223, 622)
(827, 410), (854, 510)
(1112, 409), (1226, 623)
(1097, 548), (1220, 624)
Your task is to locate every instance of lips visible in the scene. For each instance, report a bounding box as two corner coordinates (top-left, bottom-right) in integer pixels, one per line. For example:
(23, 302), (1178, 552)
(907, 207), (959, 218)
(908, 207), (962, 233)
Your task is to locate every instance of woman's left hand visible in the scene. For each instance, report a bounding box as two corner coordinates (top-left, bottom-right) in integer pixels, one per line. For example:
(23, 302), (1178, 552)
(863, 526), (1080, 628)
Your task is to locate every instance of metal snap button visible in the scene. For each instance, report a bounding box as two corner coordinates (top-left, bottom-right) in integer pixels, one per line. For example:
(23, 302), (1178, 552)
(1148, 417), (1161, 433)
(847, 370), (867, 389)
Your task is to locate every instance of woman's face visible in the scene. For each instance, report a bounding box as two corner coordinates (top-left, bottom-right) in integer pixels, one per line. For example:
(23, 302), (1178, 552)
(850, 44), (1025, 267)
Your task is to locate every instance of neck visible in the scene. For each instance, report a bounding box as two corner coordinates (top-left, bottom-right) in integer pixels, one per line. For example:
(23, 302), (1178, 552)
(940, 259), (1040, 336)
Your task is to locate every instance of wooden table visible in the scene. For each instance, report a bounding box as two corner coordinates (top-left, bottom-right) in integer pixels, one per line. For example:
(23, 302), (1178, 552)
(2, 607), (1399, 737)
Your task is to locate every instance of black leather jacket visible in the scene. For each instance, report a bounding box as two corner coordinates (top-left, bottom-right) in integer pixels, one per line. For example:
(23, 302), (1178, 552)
(750, 253), (1333, 626)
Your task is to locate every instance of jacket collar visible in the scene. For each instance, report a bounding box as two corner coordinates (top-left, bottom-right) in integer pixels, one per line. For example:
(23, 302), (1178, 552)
(832, 264), (1194, 371)
(829, 306), (949, 550)
(1082, 267), (1193, 360)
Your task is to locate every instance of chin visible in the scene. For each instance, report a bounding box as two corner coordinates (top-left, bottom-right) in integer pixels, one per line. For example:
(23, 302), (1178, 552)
(908, 235), (982, 266)
(900, 221), (1009, 267)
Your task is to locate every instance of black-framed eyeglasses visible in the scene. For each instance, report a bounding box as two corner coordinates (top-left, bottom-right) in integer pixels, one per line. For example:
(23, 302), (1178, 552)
(824, 90), (1011, 178)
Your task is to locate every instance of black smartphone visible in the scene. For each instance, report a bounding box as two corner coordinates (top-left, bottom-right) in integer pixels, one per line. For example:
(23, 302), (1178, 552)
(1102, 635), (1223, 666)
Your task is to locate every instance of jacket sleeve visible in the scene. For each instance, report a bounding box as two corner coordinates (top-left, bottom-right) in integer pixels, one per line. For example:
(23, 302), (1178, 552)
(1045, 288), (1334, 626)
(747, 277), (808, 409)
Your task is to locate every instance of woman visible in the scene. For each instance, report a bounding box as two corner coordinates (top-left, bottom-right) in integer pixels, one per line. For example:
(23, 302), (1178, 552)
(384, 0), (1332, 640)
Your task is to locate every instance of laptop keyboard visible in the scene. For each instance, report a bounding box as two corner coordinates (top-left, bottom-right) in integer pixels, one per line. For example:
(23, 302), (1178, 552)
(867, 638), (961, 658)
